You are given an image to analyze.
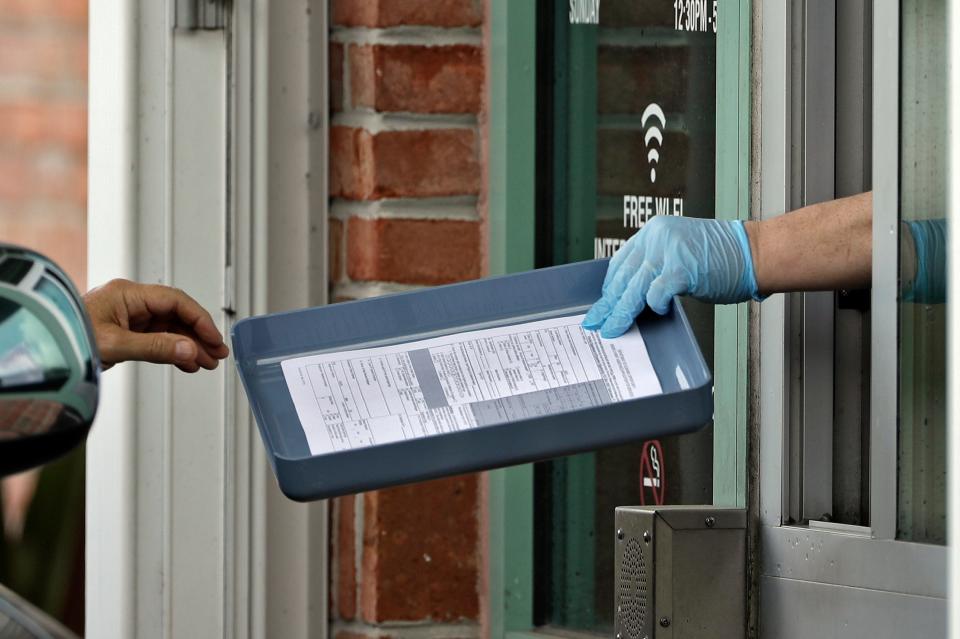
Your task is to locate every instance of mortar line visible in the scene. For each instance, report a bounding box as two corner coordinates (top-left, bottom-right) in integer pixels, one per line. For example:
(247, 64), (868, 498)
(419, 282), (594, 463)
(332, 111), (478, 132)
(354, 492), (364, 619)
(331, 26), (482, 47)
(334, 281), (426, 301)
(330, 498), (341, 619)
(331, 619), (482, 639)
(342, 39), (352, 112)
(330, 197), (481, 221)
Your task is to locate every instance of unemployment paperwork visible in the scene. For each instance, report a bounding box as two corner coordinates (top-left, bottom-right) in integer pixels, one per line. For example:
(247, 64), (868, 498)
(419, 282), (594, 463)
(281, 314), (662, 456)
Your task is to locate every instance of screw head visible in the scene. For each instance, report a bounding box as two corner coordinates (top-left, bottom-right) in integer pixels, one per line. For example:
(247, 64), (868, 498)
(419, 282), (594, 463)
(705, 516), (716, 528)
(660, 616), (671, 627)
(616, 633), (622, 639)
(643, 530), (651, 543)
(617, 528), (624, 540)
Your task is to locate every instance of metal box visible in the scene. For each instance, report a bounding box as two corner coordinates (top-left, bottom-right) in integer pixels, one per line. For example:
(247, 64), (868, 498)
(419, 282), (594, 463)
(614, 506), (746, 638)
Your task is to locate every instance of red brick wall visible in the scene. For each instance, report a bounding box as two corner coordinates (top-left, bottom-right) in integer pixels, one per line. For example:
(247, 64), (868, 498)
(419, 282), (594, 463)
(0, 0), (88, 290)
(328, 1), (485, 637)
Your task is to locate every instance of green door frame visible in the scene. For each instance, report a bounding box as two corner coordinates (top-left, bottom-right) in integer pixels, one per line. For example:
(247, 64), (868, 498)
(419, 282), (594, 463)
(486, 3), (537, 636)
(486, 1), (752, 635)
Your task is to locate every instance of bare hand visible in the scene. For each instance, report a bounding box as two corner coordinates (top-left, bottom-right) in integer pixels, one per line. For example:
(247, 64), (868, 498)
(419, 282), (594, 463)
(83, 279), (230, 372)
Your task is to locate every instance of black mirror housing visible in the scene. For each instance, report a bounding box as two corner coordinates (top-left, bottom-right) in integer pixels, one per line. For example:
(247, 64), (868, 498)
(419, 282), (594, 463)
(0, 244), (100, 476)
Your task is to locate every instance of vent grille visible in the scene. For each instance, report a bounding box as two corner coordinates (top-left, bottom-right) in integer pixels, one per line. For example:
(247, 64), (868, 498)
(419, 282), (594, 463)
(619, 537), (648, 638)
(0, 257), (32, 286)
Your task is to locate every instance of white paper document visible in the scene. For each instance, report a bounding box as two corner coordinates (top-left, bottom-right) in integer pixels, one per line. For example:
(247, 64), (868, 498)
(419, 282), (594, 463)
(281, 314), (663, 456)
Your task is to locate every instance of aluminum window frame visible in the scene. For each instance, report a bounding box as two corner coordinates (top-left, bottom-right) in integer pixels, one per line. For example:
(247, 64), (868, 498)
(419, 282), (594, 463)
(757, 1), (947, 635)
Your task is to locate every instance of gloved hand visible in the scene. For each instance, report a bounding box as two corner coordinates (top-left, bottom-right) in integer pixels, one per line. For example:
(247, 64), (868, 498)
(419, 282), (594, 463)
(904, 218), (947, 304)
(582, 215), (761, 338)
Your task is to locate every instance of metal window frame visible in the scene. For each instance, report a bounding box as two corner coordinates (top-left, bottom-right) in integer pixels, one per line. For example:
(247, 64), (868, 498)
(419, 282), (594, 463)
(757, 0), (947, 635)
(948, 0), (960, 634)
(868, 0), (900, 544)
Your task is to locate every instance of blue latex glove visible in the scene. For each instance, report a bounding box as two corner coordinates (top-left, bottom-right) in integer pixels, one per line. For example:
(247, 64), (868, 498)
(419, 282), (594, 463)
(582, 215), (761, 338)
(904, 218), (947, 304)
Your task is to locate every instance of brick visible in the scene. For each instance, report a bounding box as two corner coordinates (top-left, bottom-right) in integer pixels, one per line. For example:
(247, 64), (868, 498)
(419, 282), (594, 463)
(0, 156), (29, 203)
(330, 127), (372, 200)
(0, 102), (87, 156)
(349, 44), (483, 114)
(332, 0), (483, 28)
(0, 0), (87, 24)
(373, 129), (480, 197)
(336, 496), (357, 620)
(330, 127), (480, 200)
(0, 31), (87, 82)
(0, 212), (87, 290)
(347, 217), (480, 285)
(0, 153), (86, 204)
(598, 45), (691, 115)
(349, 46), (377, 110)
(330, 43), (345, 112)
(329, 218), (345, 283)
(361, 475), (480, 623)
(0, 0), (88, 296)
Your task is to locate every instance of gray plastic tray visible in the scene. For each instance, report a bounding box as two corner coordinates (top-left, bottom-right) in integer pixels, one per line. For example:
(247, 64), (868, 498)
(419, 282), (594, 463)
(232, 259), (713, 502)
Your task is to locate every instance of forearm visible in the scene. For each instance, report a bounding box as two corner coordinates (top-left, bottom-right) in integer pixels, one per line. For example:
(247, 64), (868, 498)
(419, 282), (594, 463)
(744, 191), (872, 296)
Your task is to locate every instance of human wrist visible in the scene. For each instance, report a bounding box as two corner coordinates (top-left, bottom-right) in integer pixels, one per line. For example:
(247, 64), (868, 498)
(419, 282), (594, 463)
(742, 219), (763, 293)
(731, 219), (762, 301)
(904, 218), (947, 303)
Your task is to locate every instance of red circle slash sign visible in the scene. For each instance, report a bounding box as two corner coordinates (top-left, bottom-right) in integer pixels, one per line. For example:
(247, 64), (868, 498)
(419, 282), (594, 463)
(639, 440), (666, 506)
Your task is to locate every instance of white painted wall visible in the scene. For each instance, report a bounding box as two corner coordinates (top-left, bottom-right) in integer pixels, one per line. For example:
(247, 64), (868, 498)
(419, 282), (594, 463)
(87, 2), (328, 636)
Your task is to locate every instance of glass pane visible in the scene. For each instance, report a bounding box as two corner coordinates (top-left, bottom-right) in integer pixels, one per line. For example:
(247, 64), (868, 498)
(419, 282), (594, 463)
(0, 298), (70, 391)
(897, 0), (947, 544)
(533, 0), (717, 631)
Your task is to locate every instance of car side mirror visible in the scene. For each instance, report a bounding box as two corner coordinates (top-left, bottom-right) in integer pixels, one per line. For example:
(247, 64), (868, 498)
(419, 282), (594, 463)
(0, 245), (99, 477)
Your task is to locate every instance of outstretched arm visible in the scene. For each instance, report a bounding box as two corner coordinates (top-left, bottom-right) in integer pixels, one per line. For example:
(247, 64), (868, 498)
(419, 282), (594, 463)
(584, 191), (875, 338)
(746, 191), (872, 295)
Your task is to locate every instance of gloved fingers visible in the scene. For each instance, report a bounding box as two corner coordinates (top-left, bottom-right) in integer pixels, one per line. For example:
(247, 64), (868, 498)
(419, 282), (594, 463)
(599, 262), (658, 338)
(582, 296), (614, 330)
(646, 269), (689, 315)
(584, 243), (647, 330)
(585, 226), (655, 331)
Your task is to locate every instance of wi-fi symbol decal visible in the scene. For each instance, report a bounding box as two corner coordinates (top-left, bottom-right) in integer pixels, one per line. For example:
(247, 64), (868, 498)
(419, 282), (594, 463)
(641, 103), (666, 184)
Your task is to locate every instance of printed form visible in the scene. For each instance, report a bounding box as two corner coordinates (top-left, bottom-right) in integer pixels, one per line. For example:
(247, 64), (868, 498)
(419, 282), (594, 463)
(281, 314), (662, 456)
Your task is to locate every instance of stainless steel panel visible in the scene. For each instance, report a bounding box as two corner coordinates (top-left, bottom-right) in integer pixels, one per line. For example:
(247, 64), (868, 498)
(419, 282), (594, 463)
(836, 0), (872, 196)
(947, 0), (960, 627)
(761, 525), (947, 598)
(870, 0), (901, 542)
(801, 291), (835, 521)
(758, 0), (792, 529)
(800, 0), (837, 524)
(760, 576), (946, 638)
